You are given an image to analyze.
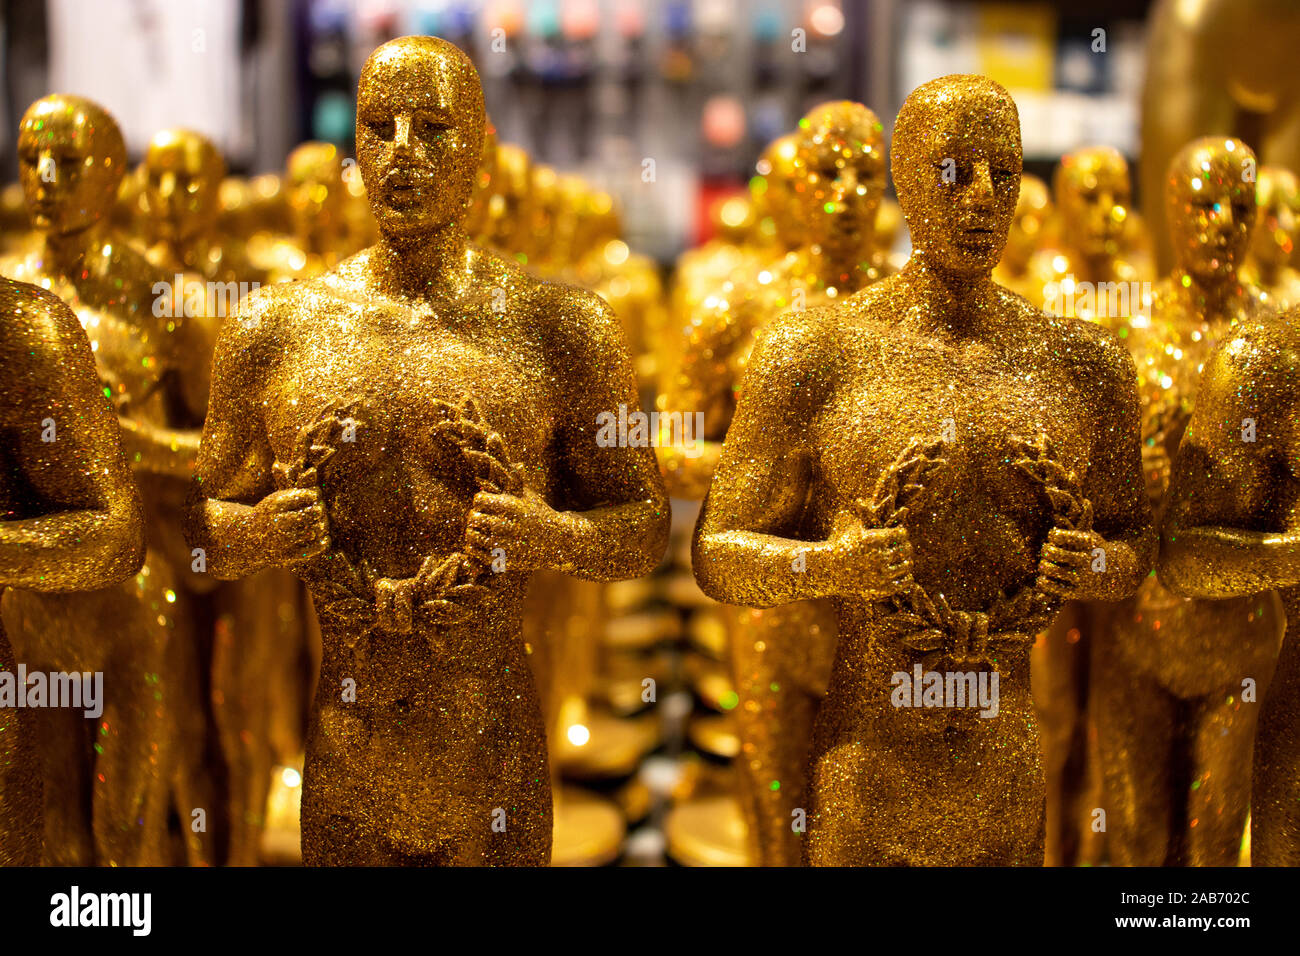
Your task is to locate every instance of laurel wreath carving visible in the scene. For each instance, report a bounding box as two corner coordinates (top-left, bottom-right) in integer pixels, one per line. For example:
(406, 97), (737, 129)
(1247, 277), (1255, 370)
(272, 395), (522, 649)
(858, 432), (1094, 670)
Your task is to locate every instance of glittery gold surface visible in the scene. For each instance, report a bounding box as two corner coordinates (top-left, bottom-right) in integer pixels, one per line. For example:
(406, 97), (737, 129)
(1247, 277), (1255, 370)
(0, 95), (207, 866)
(0, 276), (145, 864)
(657, 102), (890, 500)
(1158, 303), (1300, 865)
(4, 26), (1294, 871)
(693, 75), (1154, 865)
(185, 36), (668, 865)
(245, 143), (355, 284)
(1139, 0), (1300, 273)
(141, 128), (265, 287)
(1089, 136), (1281, 866)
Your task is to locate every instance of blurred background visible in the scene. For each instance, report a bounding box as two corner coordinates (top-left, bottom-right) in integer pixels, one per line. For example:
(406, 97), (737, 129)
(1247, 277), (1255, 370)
(0, 0), (1152, 263)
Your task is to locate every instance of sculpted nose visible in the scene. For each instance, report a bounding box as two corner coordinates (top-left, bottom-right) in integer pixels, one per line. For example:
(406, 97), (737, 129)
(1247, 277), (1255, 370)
(158, 171), (176, 201)
(969, 160), (994, 204)
(36, 148), (56, 187)
(394, 115), (412, 152)
(1201, 203), (1234, 247)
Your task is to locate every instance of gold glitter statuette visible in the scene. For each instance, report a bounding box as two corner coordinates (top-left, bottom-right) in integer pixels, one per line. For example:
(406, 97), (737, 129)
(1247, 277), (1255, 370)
(0, 277), (146, 865)
(693, 75), (1153, 866)
(1158, 307), (1300, 865)
(186, 36), (669, 866)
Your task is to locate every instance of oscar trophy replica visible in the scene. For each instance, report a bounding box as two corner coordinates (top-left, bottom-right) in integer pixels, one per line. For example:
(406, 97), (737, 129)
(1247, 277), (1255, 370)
(1029, 144), (1154, 866)
(693, 75), (1153, 866)
(570, 188), (666, 388)
(672, 193), (759, 312)
(1243, 166), (1300, 308)
(186, 36), (669, 866)
(658, 105), (891, 500)
(669, 101), (892, 868)
(1158, 305), (1300, 865)
(476, 153), (659, 864)
(0, 95), (210, 865)
(140, 126), (308, 866)
(1089, 137), (1282, 866)
(667, 133), (800, 369)
(477, 143), (535, 260)
(0, 277), (146, 864)
(656, 104), (890, 866)
(992, 173), (1051, 303)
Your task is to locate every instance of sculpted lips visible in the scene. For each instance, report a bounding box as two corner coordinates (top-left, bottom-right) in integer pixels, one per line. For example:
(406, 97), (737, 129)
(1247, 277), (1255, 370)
(956, 223), (996, 248)
(382, 168), (434, 205)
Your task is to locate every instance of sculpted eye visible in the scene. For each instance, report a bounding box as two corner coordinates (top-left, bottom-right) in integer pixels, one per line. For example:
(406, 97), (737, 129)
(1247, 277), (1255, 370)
(415, 117), (450, 141)
(366, 118), (395, 140)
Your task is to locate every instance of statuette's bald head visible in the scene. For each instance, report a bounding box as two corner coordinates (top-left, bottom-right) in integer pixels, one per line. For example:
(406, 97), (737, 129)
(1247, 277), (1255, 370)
(18, 94), (127, 235)
(892, 75), (1022, 276)
(356, 36), (485, 239)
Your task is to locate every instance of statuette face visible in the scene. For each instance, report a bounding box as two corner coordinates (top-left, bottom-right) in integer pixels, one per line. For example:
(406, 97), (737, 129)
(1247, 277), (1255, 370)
(893, 78), (1021, 276)
(1057, 146), (1132, 260)
(791, 101), (886, 263)
(1244, 166), (1300, 307)
(17, 98), (125, 236)
(1166, 138), (1256, 285)
(356, 44), (483, 239)
(142, 129), (225, 245)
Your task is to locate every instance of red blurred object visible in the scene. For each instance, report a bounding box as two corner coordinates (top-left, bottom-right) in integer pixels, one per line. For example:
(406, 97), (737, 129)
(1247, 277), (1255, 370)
(694, 179), (748, 247)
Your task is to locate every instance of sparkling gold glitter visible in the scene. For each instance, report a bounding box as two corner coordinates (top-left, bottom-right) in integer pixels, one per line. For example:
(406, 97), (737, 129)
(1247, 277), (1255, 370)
(1159, 303), (1300, 865)
(1242, 166), (1300, 308)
